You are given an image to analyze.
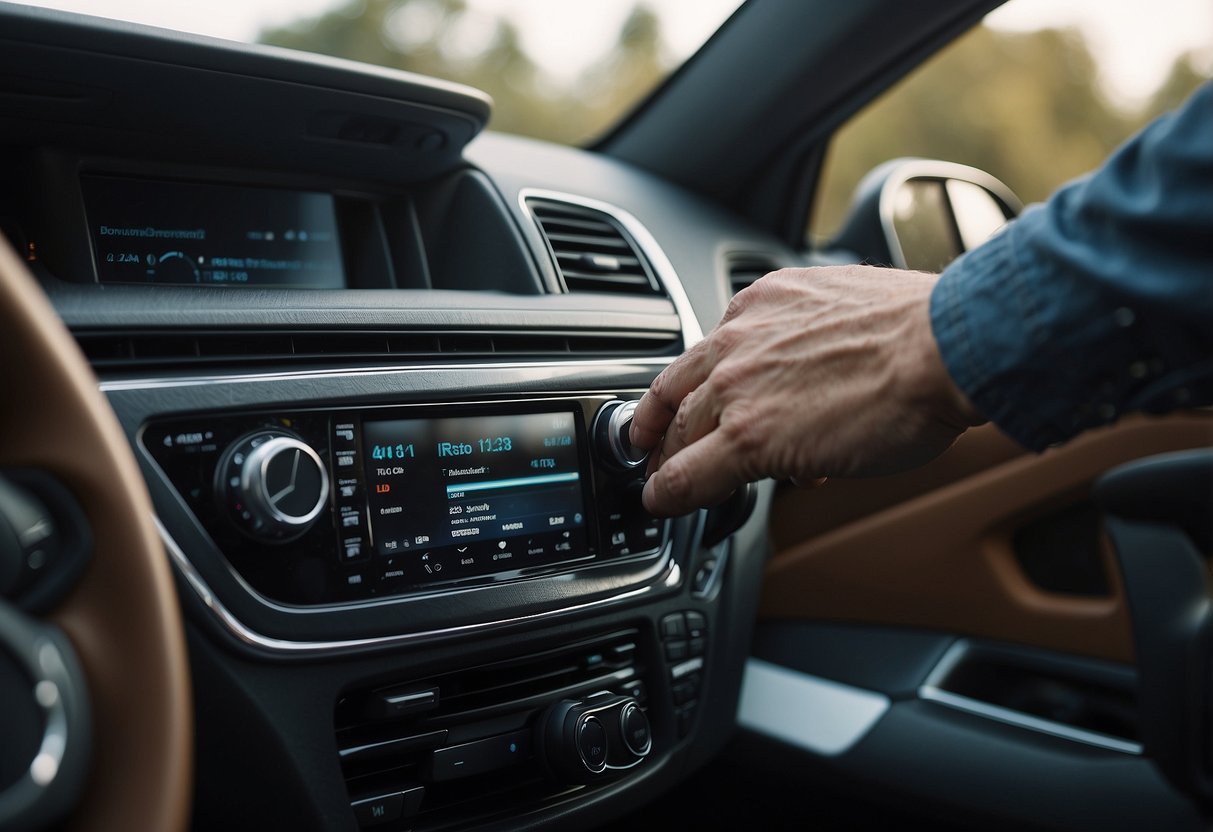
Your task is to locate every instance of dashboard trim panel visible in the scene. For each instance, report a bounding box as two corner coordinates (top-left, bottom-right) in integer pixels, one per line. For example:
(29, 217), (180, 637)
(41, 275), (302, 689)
(156, 515), (682, 656)
(98, 357), (676, 393)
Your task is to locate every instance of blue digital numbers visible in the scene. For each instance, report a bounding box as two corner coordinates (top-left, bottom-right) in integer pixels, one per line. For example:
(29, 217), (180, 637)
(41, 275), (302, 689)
(370, 443), (414, 460)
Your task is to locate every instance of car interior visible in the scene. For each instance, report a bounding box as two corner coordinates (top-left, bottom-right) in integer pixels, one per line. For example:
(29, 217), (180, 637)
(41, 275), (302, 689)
(0, 1), (1210, 830)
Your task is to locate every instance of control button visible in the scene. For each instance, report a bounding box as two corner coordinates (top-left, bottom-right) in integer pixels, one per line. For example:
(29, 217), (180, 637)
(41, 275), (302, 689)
(677, 703), (698, 738)
(341, 536), (366, 562)
(366, 686), (439, 720)
(577, 716), (608, 773)
(217, 431), (329, 542)
(659, 613), (687, 640)
(670, 656), (704, 681)
(672, 680), (697, 706)
(430, 729), (530, 782)
(338, 507), (361, 529)
(689, 637), (706, 657)
(607, 641), (637, 663)
(692, 560), (717, 594)
(333, 422), (358, 450)
(619, 703), (652, 757)
(351, 792), (404, 827)
(685, 611), (707, 639)
(620, 680), (647, 705)
(401, 786), (425, 819)
(593, 400), (648, 471)
(665, 640), (689, 662)
(628, 520), (663, 552)
(607, 528), (629, 552)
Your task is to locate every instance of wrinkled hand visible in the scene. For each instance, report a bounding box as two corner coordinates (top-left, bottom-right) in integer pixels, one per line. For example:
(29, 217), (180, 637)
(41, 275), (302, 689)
(629, 266), (984, 516)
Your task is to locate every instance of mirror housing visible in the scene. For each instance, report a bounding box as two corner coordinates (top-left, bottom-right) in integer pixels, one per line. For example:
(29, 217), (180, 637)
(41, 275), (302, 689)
(830, 159), (1023, 272)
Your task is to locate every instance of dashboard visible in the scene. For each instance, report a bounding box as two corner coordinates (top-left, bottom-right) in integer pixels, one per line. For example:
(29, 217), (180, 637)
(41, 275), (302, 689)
(0, 4), (795, 830)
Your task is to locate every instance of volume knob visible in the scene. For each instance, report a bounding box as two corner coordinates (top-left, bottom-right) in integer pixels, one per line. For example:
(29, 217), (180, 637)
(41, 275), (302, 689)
(218, 432), (329, 542)
(594, 400), (648, 471)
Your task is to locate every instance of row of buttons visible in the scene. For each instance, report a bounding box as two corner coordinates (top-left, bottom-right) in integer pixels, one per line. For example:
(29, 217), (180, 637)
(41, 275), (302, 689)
(351, 785), (424, 828)
(660, 611), (706, 738)
(603, 513), (666, 558)
(332, 420), (370, 565)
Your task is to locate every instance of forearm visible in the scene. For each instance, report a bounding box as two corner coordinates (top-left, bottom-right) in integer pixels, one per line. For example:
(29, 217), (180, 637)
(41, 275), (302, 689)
(931, 82), (1213, 450)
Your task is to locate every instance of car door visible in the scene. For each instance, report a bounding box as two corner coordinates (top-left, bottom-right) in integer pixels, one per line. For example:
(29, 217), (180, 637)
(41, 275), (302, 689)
(600, 0), (1212, 828)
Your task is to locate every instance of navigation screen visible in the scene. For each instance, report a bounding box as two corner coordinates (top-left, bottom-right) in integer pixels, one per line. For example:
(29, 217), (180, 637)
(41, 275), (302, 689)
(82, 175), (345, 288)
(361, 410), (589, 584)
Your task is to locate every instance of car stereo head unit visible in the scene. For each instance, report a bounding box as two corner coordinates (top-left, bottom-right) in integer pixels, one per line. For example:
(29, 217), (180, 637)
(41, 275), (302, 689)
(144, 397), (665, 606)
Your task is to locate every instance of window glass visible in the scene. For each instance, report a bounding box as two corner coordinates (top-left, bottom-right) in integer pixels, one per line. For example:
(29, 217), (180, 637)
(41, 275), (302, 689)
(809, 0), (1212, 246)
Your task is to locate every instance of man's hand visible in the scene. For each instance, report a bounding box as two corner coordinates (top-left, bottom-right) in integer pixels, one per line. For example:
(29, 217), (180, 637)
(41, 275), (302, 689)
(629, 266), (984, 516)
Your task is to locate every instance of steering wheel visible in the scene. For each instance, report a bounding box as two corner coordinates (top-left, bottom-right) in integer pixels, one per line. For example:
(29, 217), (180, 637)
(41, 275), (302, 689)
(0, 237), (191, 831)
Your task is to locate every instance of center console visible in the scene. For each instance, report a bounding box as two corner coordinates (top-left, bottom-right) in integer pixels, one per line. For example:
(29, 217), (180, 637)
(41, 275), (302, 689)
(113, 365), (758, 831)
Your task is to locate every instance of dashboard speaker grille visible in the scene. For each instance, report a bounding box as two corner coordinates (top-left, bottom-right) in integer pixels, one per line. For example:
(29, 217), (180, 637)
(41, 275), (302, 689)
(527, 199), (664, 296)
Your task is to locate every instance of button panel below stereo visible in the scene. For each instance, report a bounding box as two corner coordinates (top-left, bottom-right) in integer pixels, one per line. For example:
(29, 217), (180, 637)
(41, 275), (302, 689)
(661, 611), (707, 738)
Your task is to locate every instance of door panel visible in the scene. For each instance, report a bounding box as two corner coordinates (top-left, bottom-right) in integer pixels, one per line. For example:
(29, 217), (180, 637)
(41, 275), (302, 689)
(762, 411), (1213, 662)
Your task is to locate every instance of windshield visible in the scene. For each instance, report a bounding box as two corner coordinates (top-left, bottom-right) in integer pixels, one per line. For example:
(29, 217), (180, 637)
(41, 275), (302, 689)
(12, 0), (745, 145)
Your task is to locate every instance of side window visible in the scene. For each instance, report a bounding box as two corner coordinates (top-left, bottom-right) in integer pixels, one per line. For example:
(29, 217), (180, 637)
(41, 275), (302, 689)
(809, 0), (1212, 246)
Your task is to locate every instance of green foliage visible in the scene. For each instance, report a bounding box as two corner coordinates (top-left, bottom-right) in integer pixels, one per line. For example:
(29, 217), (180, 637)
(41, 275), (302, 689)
(811, 25), (1209, 241)
(259, 2), (1208, 241)
(260, 0), (675, 144)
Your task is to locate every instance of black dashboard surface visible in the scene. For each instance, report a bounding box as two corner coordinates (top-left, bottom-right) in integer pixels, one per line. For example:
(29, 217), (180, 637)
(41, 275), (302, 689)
(0, 5), (793, 831)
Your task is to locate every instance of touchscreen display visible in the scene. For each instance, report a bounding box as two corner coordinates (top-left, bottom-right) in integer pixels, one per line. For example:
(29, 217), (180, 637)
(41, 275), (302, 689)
(81, 175), (345, 288)
(361, 411), (589, 582)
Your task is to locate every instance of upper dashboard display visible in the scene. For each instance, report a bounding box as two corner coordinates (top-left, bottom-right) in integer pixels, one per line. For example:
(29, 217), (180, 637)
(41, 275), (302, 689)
(81, 175), (345, 288)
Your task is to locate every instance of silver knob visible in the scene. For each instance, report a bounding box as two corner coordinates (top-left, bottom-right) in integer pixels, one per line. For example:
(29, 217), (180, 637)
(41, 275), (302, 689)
(220, 433), (329, 541)
(595, 400), (648, 471)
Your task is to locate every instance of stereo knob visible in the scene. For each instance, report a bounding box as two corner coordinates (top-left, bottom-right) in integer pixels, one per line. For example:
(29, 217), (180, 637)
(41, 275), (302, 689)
(594, 400), (648, 471)
(217, 431), (329, 542)
(537, 695), (650, 784)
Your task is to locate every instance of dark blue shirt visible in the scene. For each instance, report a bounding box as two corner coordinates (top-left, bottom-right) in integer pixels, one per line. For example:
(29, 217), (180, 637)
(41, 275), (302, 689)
(931, 82), (1213, 451)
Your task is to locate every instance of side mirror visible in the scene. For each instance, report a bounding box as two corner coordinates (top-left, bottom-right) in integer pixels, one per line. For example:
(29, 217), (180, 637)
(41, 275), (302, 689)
(831, 159), (1023, 272)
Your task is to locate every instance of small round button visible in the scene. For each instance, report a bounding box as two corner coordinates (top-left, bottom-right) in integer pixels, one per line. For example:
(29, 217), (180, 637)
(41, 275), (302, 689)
(619, 703), (652, 757)
(577, 716), (608, 773)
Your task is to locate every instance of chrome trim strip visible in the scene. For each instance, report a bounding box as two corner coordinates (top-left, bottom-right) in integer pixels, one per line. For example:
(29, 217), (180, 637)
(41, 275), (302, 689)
(99, 356), (676, 393)
(737, 658), (889, 756)
(917, 640), (1143, 755)
(518, 188), (704, 348)
(155, 516), (672, 656)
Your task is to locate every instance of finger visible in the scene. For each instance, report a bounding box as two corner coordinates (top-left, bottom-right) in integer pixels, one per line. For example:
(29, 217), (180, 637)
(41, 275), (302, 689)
(641, 428), (748, 516)
(630, 340), (715, 450)
(652, 385), (720, 465)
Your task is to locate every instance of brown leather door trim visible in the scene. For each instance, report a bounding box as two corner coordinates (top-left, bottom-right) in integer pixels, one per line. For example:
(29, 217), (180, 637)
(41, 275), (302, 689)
(761, 412), (1213, 663)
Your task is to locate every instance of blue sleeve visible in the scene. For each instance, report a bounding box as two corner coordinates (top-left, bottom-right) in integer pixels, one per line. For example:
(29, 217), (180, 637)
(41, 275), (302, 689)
(930, 82), (1213, 451)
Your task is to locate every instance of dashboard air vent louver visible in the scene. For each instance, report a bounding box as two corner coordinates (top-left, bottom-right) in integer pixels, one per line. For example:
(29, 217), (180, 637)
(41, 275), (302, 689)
(527, 199), (663, 296)
(73, 328), (681, 371)
(726, 255), (780, 297)
(334, 630), (649, 829)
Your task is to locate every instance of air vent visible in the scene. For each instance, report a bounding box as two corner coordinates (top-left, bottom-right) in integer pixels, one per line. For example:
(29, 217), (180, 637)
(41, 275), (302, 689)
(73, 328), (681, 371)
(726, 255), (781, 296)
(334, 630), (650, 829)
(527, 199), (663, 296)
